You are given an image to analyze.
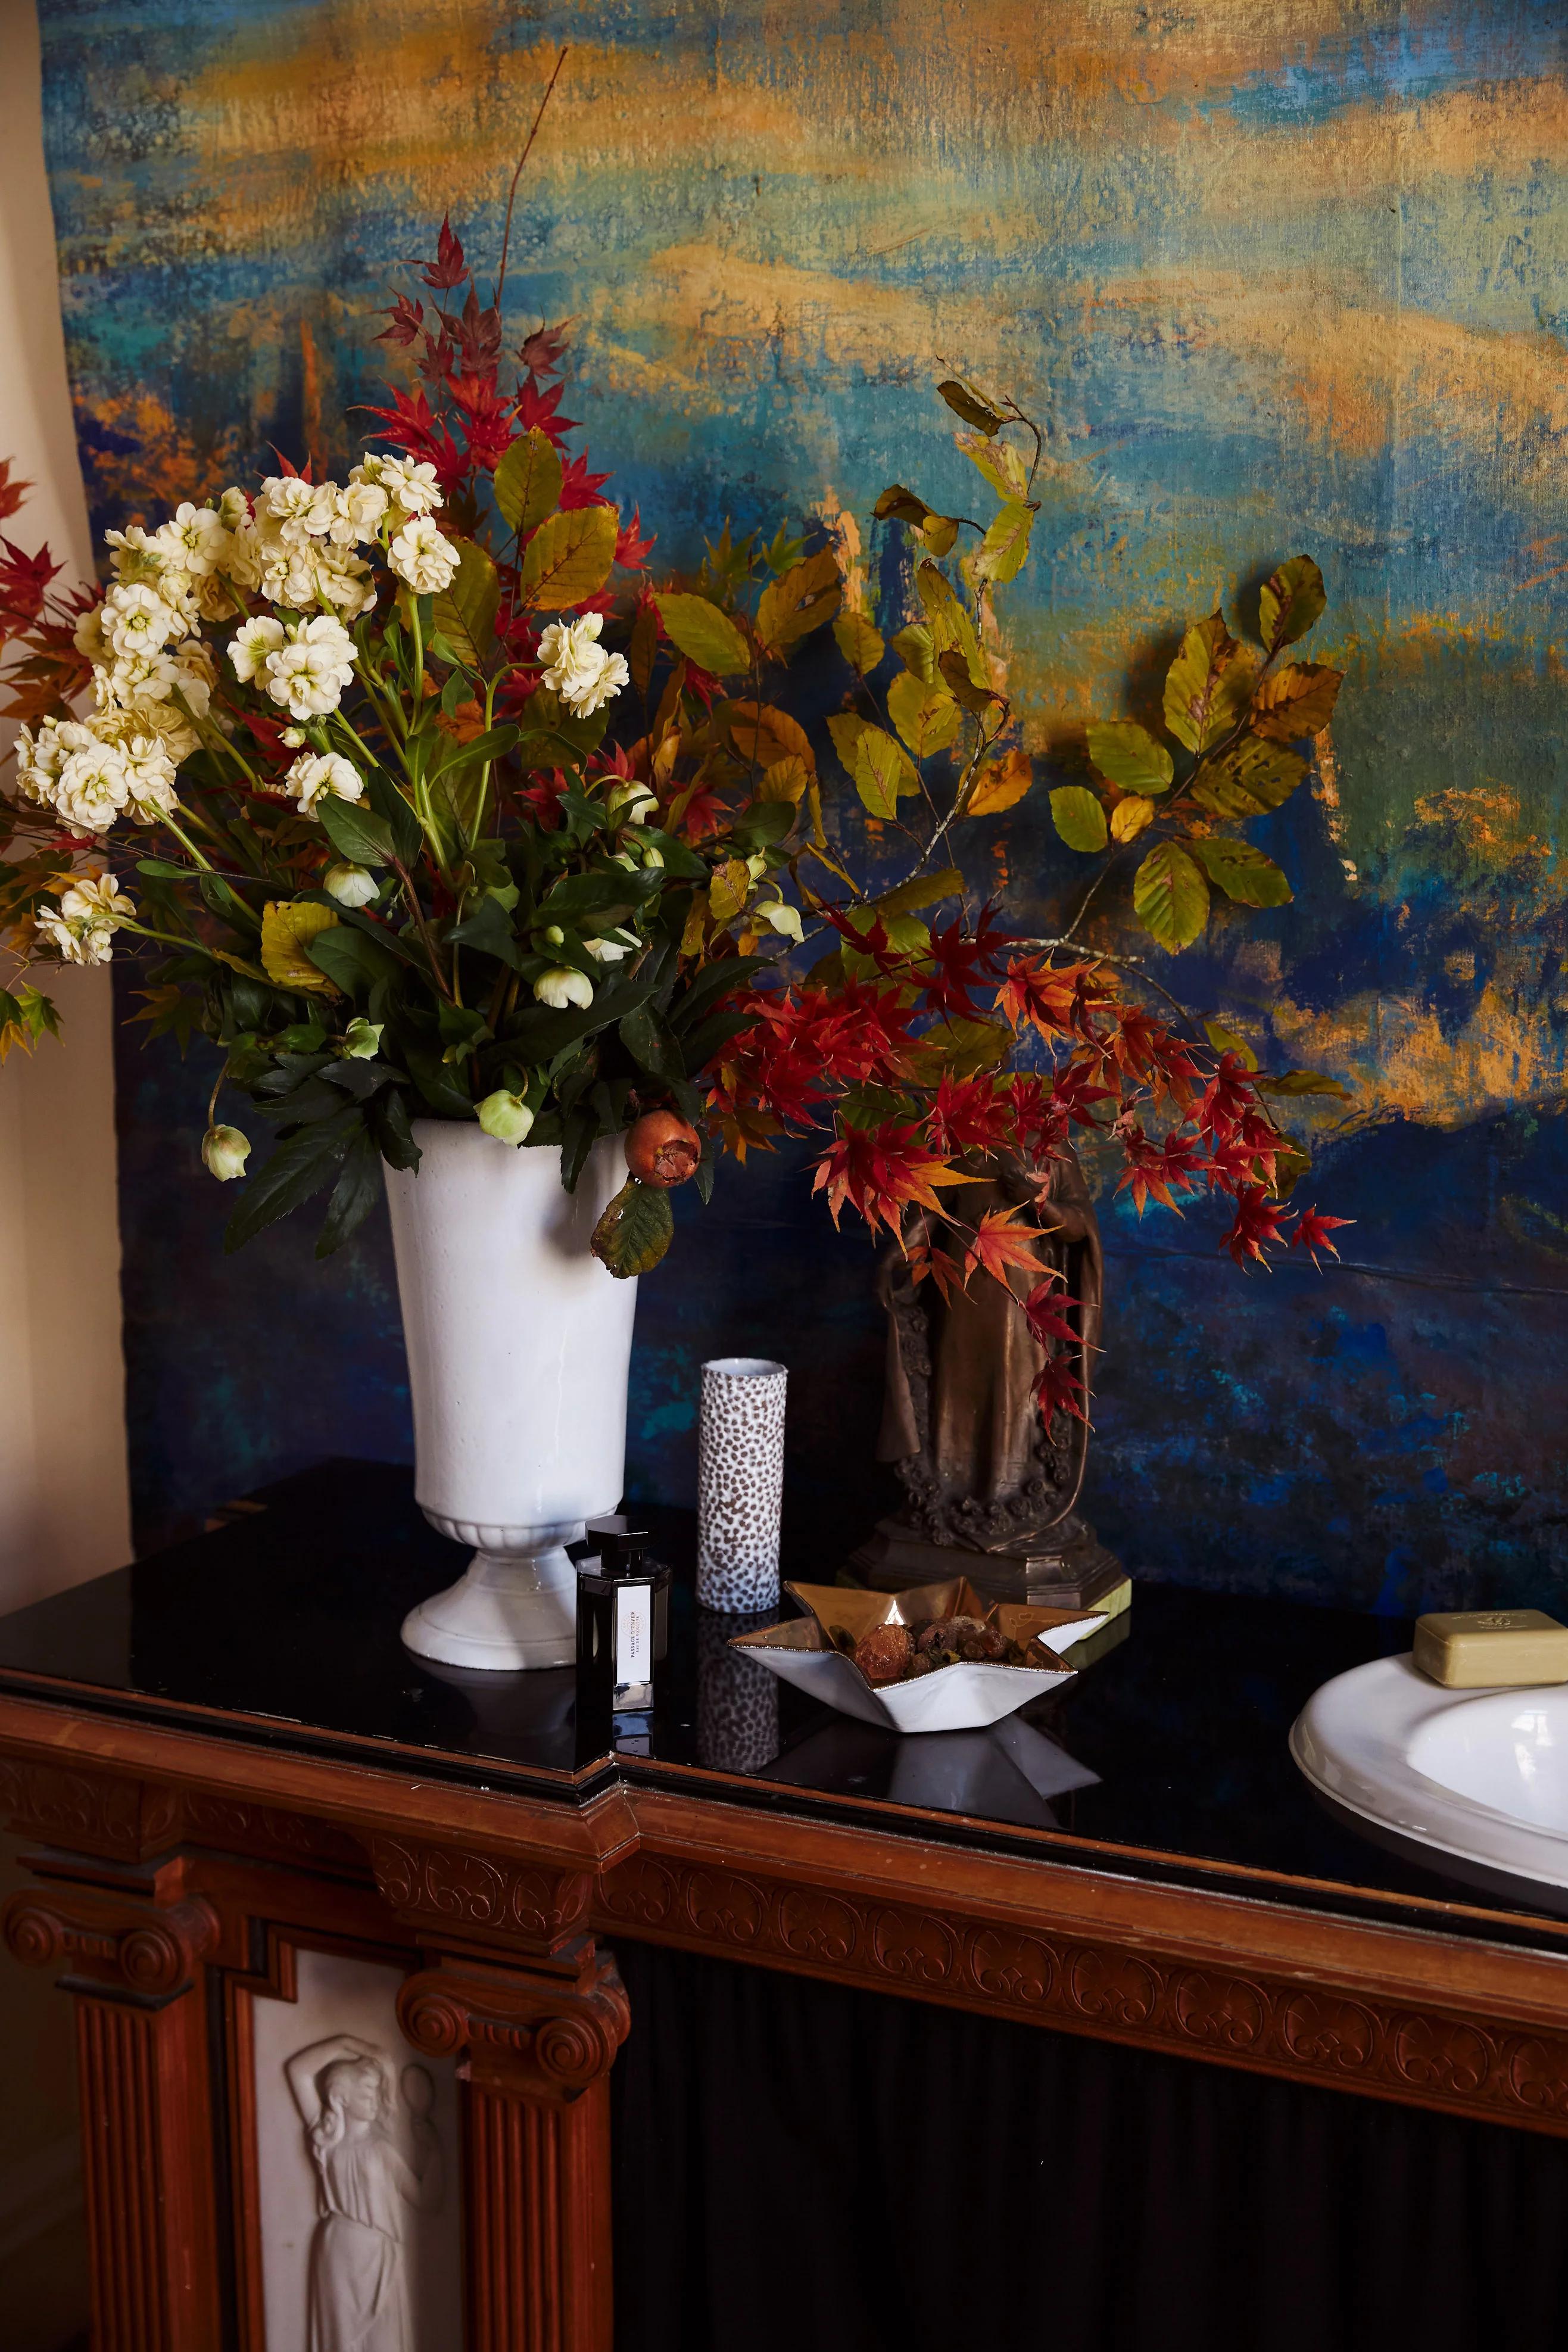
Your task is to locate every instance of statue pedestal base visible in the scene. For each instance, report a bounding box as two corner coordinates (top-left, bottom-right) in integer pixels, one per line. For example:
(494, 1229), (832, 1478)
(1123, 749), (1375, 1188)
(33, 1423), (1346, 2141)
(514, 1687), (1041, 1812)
(846, 1517), (1127, 1610)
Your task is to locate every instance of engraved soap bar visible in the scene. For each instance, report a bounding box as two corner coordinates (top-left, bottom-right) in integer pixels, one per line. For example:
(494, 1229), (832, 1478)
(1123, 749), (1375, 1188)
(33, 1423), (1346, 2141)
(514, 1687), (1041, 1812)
(1413, 1609), (1568, 1689)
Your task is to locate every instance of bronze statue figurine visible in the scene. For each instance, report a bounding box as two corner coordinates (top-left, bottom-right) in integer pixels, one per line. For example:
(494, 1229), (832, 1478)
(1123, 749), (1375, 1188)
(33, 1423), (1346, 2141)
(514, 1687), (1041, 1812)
(850, 1150), (1125, 1606)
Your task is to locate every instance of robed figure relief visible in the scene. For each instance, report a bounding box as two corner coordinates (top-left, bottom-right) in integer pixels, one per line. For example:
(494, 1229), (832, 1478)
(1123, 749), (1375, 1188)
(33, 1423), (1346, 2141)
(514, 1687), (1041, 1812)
(858, 1152), (1121, 1602)
(284, 2035), (444, 2352)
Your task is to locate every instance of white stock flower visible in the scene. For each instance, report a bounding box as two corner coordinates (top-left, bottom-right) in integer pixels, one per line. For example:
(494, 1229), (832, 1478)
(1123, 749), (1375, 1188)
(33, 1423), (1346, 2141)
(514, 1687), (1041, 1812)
(154, 503), (229, 577)
(258, 475), (320, 538)
(538, 613), (628, 718)
(328, 481), (388, 546)
(264, 615), (356, 719)
(14, 719), (70, 805)
(54, 739), (131, 834)
(103, 581), (184, 661)
(323, 862), (379, 908)
(120, 734), (180, 822)
(386, 515), (459, 594)
(311, 542), (378, 621)
(217, 487), (251, 532)
(36, 871), (135, 964)
(533, 966), (594, 1010)
(73, 603), (110, 664)
(284, 750), (364, 813)
(229, 614), (286, 683)
(169, 638), (215, 718)
(360, 454), (441, 518)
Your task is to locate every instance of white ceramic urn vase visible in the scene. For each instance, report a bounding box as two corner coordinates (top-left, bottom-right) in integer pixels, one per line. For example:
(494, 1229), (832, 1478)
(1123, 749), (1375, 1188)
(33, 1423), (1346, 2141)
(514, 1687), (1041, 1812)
(383, 1121), (637, 1671)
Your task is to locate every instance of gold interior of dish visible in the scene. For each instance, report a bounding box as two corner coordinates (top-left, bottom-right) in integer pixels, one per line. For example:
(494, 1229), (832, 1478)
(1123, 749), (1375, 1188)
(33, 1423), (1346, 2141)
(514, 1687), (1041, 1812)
(729, 1576), (1098, 1674)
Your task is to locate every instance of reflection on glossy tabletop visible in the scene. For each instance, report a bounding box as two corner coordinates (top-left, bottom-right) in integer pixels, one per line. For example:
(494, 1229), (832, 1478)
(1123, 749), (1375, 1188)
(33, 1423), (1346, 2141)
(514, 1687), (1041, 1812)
(0, 1457), (1560, 1941)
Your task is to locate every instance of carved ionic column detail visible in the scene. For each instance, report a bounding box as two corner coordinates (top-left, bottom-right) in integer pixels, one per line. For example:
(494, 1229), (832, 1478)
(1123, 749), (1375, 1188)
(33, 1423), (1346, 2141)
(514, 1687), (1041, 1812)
(3, 1884), (222, 2351)
(398, 1950), (629, 2352)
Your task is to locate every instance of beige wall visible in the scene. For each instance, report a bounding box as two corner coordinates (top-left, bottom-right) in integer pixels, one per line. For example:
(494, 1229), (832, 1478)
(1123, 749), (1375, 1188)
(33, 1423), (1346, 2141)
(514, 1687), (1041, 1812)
(0, 1), (131, 2341)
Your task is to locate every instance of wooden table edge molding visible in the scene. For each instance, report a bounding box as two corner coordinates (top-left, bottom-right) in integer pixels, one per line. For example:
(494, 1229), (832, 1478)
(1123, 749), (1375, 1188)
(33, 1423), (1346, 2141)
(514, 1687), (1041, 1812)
(6, 1685), (1568, 2349)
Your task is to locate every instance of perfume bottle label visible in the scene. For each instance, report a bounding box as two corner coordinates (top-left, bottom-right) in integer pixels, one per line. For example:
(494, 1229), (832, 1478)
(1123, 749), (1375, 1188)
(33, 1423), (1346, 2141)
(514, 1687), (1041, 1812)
(616, 1582), (652, 1690)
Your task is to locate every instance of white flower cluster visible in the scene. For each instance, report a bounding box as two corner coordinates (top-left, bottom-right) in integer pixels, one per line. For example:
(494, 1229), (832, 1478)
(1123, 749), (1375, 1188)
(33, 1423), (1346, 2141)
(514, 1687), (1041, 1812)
(538, 613), (629, 717)
(34, 873), (135, 967)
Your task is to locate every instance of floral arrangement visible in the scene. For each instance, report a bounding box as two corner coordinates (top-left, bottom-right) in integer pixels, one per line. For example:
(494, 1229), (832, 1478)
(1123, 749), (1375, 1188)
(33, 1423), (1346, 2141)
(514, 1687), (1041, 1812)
(0, 207), (1350, 1433)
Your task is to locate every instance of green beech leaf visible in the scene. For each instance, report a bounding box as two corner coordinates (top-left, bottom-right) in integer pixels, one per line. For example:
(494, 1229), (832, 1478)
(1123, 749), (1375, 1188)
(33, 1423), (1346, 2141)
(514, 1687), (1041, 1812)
(915, 560), (985, 684)
(1163, 612), (1255, 754)
(955, 430), (1030, 500)
(655, 591), (751, 677)
(756, 549), (841, 652)
(1255, 1068), (1353, 1099)
(1049, 785), (1108, 853)
(890, 623), (937, 684)
(1190, 738), (1308, 818)
(974, 499), (1034, 585)
(1204, 1020), (1259, 1071)
(833, 612), (885, 676)
(519, 504), (619, 610)
(431, 537), (500, 664)
(1259, 555), (1326, 653)
(591, 1176), (675, 1278)
(887, 671), (962, 758)
(493, 429), (563, 534)
(1190, 837), (1293, 907)
(1251, 661), (1343, 741)
(872, 865), (964, 916)
(1085, 719), (1174, 795)
(1133, 840), (1209, 949)
(937, 378), (1006, 435)
(826, 716), (918, 817)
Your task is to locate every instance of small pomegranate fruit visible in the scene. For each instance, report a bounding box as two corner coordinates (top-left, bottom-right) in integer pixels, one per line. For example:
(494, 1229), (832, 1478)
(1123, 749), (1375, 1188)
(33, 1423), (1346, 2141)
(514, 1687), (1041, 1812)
(626, 1109), (702, 1189)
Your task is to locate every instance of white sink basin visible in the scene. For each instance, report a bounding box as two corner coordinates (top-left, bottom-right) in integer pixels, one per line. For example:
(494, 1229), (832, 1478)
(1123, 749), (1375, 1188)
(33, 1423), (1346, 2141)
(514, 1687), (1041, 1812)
(1291, 1655), (1568, 1912)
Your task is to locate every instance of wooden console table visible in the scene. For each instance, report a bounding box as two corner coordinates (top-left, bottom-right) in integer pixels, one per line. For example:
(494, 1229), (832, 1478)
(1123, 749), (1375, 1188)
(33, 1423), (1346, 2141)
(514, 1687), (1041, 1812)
(2, 1462), (1567, 2351)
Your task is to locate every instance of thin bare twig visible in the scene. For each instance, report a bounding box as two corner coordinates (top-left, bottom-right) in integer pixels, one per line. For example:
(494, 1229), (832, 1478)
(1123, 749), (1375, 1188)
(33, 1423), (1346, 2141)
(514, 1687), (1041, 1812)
(494, 48), (571, 307)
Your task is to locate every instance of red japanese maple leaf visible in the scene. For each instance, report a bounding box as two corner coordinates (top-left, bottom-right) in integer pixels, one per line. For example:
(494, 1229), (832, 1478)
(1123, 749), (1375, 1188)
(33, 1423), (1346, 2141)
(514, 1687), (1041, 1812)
(963, 1203), (1043, 1289)
(1222, 1185), (1290, 1267)
(1292, 1207), (1353, 1269)
(1197, 1051), (1258, 1141)
(375, 292), (425, 348)
(515, 767), (568, 832)
(516, 377), (580, 447)
(412, 216), (468, 291)
(922, 904), (1016, 1015)
(1023, 1276), (1080, 1353)
(453, 286), (502, 378)
(519, 322), (570, 381)
(927, 1071), (1012, 1157)
(812, 1120), (968, 1241)
(0, 537), (63, 629)
(615, 506), (656, 568)
(358, 388), (467, 495)
(1034, 1351), (1089, 1428)
(1049, 1055), (1118, 1129)
(558, 451), (613, 509)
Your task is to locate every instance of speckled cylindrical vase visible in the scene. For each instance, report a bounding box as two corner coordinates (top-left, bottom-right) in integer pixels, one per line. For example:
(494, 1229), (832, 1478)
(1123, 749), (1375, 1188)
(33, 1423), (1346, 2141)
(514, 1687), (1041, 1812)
(696, 1356), (787, 1612)
(697, 1605), (781, 1772)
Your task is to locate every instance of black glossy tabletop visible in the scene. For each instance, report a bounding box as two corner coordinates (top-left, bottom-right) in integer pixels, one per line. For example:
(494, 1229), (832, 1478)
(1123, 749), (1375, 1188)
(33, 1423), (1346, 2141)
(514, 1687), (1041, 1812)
(0, 1460), (1561, 1951)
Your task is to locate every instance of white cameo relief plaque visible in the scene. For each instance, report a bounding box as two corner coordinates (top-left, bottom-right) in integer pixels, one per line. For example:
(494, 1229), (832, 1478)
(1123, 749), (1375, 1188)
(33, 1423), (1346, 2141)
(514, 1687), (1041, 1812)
(251, 1948), (462, 2352)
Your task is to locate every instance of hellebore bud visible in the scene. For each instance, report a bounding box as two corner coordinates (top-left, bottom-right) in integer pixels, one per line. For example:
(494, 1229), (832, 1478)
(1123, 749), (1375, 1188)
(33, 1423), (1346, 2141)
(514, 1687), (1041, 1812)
(202, 1124), (251, 1181)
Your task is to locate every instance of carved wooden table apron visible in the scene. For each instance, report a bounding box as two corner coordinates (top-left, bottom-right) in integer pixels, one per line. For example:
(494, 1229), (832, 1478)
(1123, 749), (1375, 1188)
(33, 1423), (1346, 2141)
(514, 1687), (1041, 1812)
(7, 1686), (1568, 2352)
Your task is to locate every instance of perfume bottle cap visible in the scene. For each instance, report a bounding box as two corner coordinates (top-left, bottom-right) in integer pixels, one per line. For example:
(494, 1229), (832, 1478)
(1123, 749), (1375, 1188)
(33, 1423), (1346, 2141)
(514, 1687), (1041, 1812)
(584, 1514), (654, 1575)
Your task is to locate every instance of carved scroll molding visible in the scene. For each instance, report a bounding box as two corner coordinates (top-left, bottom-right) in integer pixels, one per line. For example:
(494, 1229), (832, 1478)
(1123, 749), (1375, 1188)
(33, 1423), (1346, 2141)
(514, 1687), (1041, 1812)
(2, 1883), (220, 2004)
(370, 1832), (595, 1958)
(598, 1853), (1568, 2138)
(397, 1948), (630, 2108)
(0, 1756), (181, 1861)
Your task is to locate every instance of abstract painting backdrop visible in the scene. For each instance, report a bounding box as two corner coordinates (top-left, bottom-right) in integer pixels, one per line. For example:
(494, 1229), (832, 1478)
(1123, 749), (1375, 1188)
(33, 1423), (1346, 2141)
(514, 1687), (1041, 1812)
(33, 0), (1568, 1608)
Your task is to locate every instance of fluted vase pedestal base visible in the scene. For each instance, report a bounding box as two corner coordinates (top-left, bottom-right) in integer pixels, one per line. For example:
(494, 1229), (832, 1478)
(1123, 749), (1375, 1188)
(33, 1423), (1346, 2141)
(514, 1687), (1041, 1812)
(401, 1540), (579, 1672)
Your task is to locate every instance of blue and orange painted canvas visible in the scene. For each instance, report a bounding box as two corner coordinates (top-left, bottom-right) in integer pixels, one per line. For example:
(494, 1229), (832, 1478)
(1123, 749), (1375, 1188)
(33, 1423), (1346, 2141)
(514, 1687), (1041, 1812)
(36, 0), (1568, 1608)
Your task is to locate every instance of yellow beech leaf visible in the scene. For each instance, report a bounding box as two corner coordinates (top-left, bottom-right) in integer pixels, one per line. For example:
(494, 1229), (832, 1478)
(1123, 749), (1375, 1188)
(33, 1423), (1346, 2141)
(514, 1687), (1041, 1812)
(727, 699), (815, 776)
(758, 755), (809, 805)
(261, 899), (339, 995)
(833, 612), (886, 676)
(708, 858), (752, 924)
(967, 749), (1033, 815)
(1110, 793), (1156, 843)
(1250, 661), (1343, 740)
(756, 549), (841, 652)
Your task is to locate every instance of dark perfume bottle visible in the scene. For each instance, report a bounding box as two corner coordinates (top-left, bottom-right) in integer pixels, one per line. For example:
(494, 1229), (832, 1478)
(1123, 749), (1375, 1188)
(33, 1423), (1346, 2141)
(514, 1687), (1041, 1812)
(576, 1515), (671, 1725)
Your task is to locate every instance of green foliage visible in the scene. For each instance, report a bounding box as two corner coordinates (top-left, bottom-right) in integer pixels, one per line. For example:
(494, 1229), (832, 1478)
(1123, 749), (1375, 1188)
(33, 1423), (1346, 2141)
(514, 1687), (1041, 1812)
(1049, 786), (1108, 852)
(591, 1176), (675, 1277)
(1086, 721), (1173, 795)
(493, 429), (562, 534)
(656, 591), (751, 677)
(519, 506), (618, 609)
(1190, 837), (1293, 907)
(1133, 841), (1209, 951)
(1259, 556), (1326, 655)
(432, 538), (500, 663)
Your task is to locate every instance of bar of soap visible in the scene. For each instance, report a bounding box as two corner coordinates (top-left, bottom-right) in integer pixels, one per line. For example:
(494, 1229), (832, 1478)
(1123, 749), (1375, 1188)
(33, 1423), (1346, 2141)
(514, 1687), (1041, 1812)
(1413, 1609), (1568, 1689)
